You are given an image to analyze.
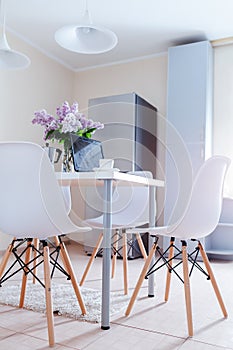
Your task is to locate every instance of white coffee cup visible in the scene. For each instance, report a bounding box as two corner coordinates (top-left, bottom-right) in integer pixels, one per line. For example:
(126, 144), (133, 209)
(99, 159), (114, 169)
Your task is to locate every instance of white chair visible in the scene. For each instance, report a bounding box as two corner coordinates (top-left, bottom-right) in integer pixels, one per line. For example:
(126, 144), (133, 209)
(125, 156), (230, 336)
(79, 171), (152, 294)
(32, 185), (72, 283)
(0, 141), (91, 347)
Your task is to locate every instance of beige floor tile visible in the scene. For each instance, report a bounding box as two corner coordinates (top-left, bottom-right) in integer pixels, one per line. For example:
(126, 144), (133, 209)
(0, 326), (16, 340)
(0, 329), (78, 350)
(83, 324), (185, 350)
(179, 339), (233, 350)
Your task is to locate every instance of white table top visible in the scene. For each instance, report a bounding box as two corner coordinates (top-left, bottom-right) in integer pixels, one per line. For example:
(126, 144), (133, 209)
(56, 170), (164, 188)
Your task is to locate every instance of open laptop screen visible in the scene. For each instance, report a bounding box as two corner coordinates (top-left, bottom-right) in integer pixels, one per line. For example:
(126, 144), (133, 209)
(70, 133), (104, 172)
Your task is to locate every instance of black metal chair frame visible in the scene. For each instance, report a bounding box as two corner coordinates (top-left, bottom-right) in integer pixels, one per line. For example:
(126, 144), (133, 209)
(0, 236), (72, 288)
(96, 229), (144, 260)
(145, 236), (210, 284)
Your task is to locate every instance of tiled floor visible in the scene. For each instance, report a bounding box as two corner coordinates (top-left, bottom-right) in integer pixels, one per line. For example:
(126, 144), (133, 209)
(0, 241), (233, 350)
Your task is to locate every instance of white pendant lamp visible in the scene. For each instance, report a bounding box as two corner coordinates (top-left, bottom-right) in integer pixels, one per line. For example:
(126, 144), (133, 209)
(55, 0), (118, 54)
(0, 0), (30, 70)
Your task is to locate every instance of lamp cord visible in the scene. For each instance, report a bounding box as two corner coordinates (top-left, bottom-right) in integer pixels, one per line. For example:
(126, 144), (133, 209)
(0, 0), (11, 51)
(0, 0), (5, 29)
(83, 0), (92, 25)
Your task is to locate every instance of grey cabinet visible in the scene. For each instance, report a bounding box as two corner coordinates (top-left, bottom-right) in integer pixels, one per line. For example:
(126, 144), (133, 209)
(163, 41), (213, 251)
(88, 92), (158, 177)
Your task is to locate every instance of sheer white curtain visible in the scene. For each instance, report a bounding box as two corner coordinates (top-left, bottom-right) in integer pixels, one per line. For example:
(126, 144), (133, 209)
(213, 44), (233, 197)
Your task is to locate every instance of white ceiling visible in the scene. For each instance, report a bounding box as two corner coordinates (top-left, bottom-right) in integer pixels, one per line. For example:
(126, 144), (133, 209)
(5, 0), (233, 72)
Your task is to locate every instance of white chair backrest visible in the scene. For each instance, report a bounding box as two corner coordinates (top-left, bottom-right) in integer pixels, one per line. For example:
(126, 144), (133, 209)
(110, 171), (152, 227)
(0, 142), (86, 239)
(169, 156), (230, 239)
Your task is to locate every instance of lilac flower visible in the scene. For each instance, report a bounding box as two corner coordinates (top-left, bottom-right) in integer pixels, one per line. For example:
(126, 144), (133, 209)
(56, 101), (71, 118)
(92, 121), (104, 130)
(32, 109), (55, 126)
(32, 100), (104, 142)
(79, 115), (89, 129)
(47, 119), (59, 131)
(70, 102), (79, 115)
(61, 113), (82, 133)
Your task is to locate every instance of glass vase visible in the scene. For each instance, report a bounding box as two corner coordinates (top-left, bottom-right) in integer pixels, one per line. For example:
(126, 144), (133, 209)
(62, 148), (74, 172)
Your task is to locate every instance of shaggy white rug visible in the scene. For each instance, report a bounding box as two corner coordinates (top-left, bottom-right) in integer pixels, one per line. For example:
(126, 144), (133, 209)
(0, 282), (130, 323)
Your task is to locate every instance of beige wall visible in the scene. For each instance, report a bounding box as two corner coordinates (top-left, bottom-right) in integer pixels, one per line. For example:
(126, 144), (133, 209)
(74, 54), (167, 117)
(0, 31), (74, 144)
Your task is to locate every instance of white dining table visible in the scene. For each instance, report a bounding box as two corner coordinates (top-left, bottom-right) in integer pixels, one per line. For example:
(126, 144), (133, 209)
(56, 169), (164, 330)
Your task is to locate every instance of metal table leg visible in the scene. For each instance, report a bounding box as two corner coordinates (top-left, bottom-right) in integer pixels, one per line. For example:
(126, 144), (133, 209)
(101, 179), (112, 330)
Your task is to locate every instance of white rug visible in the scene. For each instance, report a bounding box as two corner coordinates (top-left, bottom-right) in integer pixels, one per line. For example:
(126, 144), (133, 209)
(0, 282), (130, 323)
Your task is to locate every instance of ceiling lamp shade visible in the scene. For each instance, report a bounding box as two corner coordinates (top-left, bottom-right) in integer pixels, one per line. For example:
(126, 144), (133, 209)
(0, 0), (30, 70)
(0, 37), (31, 70)
(55, 0), (118, 54)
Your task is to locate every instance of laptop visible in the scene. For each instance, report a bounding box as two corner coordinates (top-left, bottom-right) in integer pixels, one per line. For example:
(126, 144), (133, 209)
(70, 133), (104, 172)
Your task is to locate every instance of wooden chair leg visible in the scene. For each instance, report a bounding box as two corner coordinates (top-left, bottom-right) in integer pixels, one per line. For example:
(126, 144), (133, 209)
(198, 241), (228, 317)
(112, 230), (119, 279)
(164, 237), (175, 302)
(0, 238), (15, 279)
(125, 240), (158, 316)
(122, 232), (128, 295)
(33, 238), (39, 284)
(79, 233), (103, 286)
(182, 241), (193, 337)
(136, 233), (148, 260)
(19, 239), (32, 308)
(43, 243), (55, 347)
(54, 236), (86, 315)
